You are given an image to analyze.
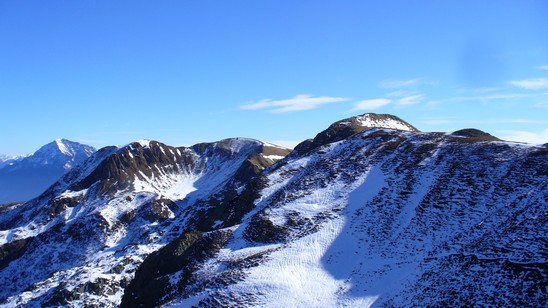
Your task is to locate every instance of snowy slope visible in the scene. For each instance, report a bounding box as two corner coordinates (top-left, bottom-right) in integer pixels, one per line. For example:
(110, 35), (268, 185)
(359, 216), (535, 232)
(0, 139), (96, 203)
(124, 117), (546, 307)
(0, 138), (289, 307)
(1, 113), (546, 307)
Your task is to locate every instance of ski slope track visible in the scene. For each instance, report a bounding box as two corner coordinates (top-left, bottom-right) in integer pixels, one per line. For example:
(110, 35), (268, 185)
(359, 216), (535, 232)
(0, 113), (546, 307)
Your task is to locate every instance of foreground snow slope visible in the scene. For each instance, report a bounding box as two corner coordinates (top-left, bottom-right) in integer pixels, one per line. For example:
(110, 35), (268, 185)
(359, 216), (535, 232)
(124, 118), (546, 307)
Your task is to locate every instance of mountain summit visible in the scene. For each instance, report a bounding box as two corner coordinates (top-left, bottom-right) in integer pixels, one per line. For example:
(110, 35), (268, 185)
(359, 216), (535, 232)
(293, 113), (418, 156)
(24, 139), (96, 169)
(0, 139), (95, 203)
(345, 113), (418, 131)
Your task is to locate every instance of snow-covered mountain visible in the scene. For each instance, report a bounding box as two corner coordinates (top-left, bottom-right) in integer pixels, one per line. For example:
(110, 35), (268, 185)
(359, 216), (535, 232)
(0, 114), (546, 307)
(0, 138), (290, 306)
(0, 139), (96, 204)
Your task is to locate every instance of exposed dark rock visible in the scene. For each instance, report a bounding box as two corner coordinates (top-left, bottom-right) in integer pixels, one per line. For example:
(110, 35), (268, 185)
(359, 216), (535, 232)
(191, 176), (267, 232)
(0, 237), (34, 270)
(119, 209), (136, 224)
(142, 198), (178, 222)
(244, 214), (289, 244)
(0, 137), (288, 306)
(120, 229), (232, 307)
(45, 284), (82, 306)
(49, 194), (84, 216)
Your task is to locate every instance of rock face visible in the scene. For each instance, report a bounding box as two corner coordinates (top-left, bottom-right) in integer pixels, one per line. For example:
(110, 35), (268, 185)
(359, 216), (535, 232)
(0, 113), (546, 307)
(0, 139), (96, 203)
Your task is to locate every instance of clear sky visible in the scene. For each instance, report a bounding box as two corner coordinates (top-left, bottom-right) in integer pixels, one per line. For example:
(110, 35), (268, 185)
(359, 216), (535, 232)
(1, 0), (547, 154)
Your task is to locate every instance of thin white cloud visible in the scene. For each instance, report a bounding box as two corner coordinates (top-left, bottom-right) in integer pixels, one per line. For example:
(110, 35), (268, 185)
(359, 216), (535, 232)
(240, 94), (350, 113)
(458, 87), (502, 93)
(396, 94), (424, 105)
(379, 78), (438, 89)
(535, 101), (548, 109)
(537, 65), (548, 70)
(498, 129), (548, 144)
(349, 98), (392, 112)
(425, 100), (441, 108)
(386, 89), (419, 97)
(509, 78), (548, 90)
(379, 79), (420, 89)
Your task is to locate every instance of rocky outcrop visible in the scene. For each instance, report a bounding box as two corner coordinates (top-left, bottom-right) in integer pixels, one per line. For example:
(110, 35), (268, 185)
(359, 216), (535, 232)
(120, 229), (232, 308)
(292, 113), (418, 156)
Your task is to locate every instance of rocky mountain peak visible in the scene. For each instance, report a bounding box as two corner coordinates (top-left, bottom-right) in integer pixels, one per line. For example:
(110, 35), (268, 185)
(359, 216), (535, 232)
(0, 140), (96, 204)
(292, 113), (418, 156)
(26, 139), (96, 170)
(347, 113), (418, 132)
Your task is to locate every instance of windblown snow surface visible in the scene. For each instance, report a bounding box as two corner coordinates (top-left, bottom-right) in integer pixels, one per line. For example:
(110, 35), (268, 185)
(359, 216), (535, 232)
(163, 129), (547, 307)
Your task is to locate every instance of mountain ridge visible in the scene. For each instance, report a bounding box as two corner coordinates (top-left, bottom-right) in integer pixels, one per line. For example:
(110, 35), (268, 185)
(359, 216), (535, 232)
(0, 137), (290, 306)
(0, 113), (546, 307)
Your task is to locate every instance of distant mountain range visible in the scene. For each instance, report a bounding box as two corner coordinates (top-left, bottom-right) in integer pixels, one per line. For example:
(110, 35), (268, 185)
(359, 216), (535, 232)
(0, 154), (28, 170)
(0, 139), (96, 204)
(0, 114), (546, 307)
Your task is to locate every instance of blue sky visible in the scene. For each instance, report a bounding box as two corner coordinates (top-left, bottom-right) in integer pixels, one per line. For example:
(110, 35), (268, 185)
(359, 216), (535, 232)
(1, 0), (547, 154)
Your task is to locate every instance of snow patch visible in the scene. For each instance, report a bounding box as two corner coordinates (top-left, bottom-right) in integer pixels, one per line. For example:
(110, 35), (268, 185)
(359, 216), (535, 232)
(261, 154), (285, 161)
(355, 114), (415, 131)
(136, 140), (152, 148)
(55, 139), (73, 156)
